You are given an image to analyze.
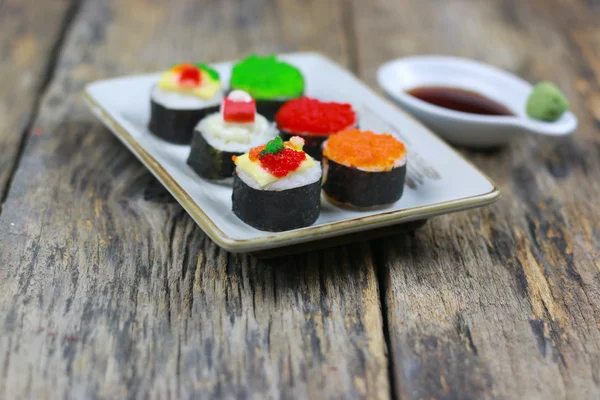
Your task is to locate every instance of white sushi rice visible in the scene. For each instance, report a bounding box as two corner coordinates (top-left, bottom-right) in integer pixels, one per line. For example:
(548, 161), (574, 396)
(198, 112), (278, 153)
(237, 162), (322, 192)
(151, 85), (223, 110)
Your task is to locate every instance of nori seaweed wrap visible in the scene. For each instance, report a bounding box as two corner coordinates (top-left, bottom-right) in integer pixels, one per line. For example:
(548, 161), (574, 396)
(232, 174), (321, 231)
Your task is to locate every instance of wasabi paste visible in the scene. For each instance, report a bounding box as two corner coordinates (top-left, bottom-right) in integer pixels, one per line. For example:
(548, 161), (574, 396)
(526, 82), (569, 122)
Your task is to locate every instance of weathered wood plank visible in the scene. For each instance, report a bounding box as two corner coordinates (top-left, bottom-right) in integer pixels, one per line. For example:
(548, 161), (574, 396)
(0, 0), (75, 204)
(0, 0), (389, 398)
(353, 0), (600, 398)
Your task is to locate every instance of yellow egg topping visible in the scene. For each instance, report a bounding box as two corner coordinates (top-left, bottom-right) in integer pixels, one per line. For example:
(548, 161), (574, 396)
(157, 63), (221, 99)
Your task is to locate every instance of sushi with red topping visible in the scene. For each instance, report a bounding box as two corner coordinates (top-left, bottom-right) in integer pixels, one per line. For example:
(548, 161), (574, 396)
(149, 63), (223, 144)
(232, 136), (321, 231)
(187, 90), (277, 180)
(322, 129), (407, 209)
(275, 97), (357, 160)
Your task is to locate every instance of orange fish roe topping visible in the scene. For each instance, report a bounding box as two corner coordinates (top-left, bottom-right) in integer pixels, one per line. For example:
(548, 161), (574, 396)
(323, 129), (406, 170)
(172, 63), (193, 73)
(248, 145), (267, 162)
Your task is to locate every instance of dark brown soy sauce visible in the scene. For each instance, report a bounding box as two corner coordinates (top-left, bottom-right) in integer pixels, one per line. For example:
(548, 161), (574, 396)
(406, 86), (514, 116)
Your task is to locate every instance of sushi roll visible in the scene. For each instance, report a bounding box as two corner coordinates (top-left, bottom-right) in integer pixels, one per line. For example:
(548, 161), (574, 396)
(322, 129), (407, 209)
(275, 97), (357, 160)
(149, 63), (223, 144)
(229, 54), (304, 119)
(187, 90), (277, 180)
(232, 136), (321, 231)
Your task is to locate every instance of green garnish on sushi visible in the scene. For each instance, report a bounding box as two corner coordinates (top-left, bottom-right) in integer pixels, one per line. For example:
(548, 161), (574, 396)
(526, 81), (569, 122)
(261, 136), (284, 156)
(230, 54), (304, 100)
(195, 63), (220, 81)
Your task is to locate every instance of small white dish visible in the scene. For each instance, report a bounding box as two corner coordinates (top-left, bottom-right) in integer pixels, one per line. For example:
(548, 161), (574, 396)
(377, 55), (578, 148)
(84, 52), (499, 253)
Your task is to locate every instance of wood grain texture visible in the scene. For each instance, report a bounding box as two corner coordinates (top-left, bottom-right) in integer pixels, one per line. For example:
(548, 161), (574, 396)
(0, 0), (76, 204)
(0, 0), (389, 399)
(353, 0), (600, 398)
(2, 0), (600, 399)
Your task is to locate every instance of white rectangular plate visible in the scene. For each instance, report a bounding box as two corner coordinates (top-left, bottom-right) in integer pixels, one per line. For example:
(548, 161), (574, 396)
(83, 52), (500, 253)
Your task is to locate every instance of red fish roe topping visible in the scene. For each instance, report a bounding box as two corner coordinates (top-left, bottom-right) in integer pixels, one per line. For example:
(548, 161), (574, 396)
(243, 137), (308, 177)
(323, 129), (406, 170)
(259, 148), (306, 177)
(177, 63), (202, 87)
(275, 97), (356, 135)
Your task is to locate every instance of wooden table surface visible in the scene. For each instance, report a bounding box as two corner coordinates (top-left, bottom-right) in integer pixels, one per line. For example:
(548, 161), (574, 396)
(1, 0), (599, 399)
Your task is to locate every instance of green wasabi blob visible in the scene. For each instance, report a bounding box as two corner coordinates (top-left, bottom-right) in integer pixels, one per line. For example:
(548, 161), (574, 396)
(526, 81), (569, 122)
(230, 54), (304, 100)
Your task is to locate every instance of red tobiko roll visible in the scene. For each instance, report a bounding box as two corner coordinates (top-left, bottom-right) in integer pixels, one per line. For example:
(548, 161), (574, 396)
(275, 97), (357, 160)
(275, 97), (356, 135)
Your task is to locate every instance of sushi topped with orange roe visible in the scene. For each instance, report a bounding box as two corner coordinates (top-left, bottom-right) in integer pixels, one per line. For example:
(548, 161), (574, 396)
(275, 97), (357, 160)
(322, 129), (407, 209)
(232, 136), (322, 231)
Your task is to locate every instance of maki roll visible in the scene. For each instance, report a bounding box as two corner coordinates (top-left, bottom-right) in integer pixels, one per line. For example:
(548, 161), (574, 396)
(232, 136), (321, 231)
(149, 63), (223, 144)
(229, 54), (304, 119)
(187, 90), (277, 180)
(322, 129), (407, 209)
(275, 97), (357, 160)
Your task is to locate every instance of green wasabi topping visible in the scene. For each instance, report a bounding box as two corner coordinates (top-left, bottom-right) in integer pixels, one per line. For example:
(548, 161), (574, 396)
(261, 136), (284, 156)
(230, 54), (304, 100)
(196, 63), (220, 81)
(526, 81), (569, 122)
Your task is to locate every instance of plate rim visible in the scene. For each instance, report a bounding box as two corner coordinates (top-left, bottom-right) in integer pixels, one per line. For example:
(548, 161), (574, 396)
(82, 51), (501, 253)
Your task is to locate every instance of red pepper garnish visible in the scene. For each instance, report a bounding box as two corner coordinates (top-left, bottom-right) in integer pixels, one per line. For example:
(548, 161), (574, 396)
(223, 97), (256, 123)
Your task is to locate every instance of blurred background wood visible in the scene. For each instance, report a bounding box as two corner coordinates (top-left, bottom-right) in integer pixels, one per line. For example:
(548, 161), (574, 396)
(0, 0), (75, 203)
(0, 0), (598, 399)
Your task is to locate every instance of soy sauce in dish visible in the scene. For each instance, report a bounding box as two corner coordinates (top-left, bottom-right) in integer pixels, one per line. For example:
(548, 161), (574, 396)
(406, 86), (514, 116)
